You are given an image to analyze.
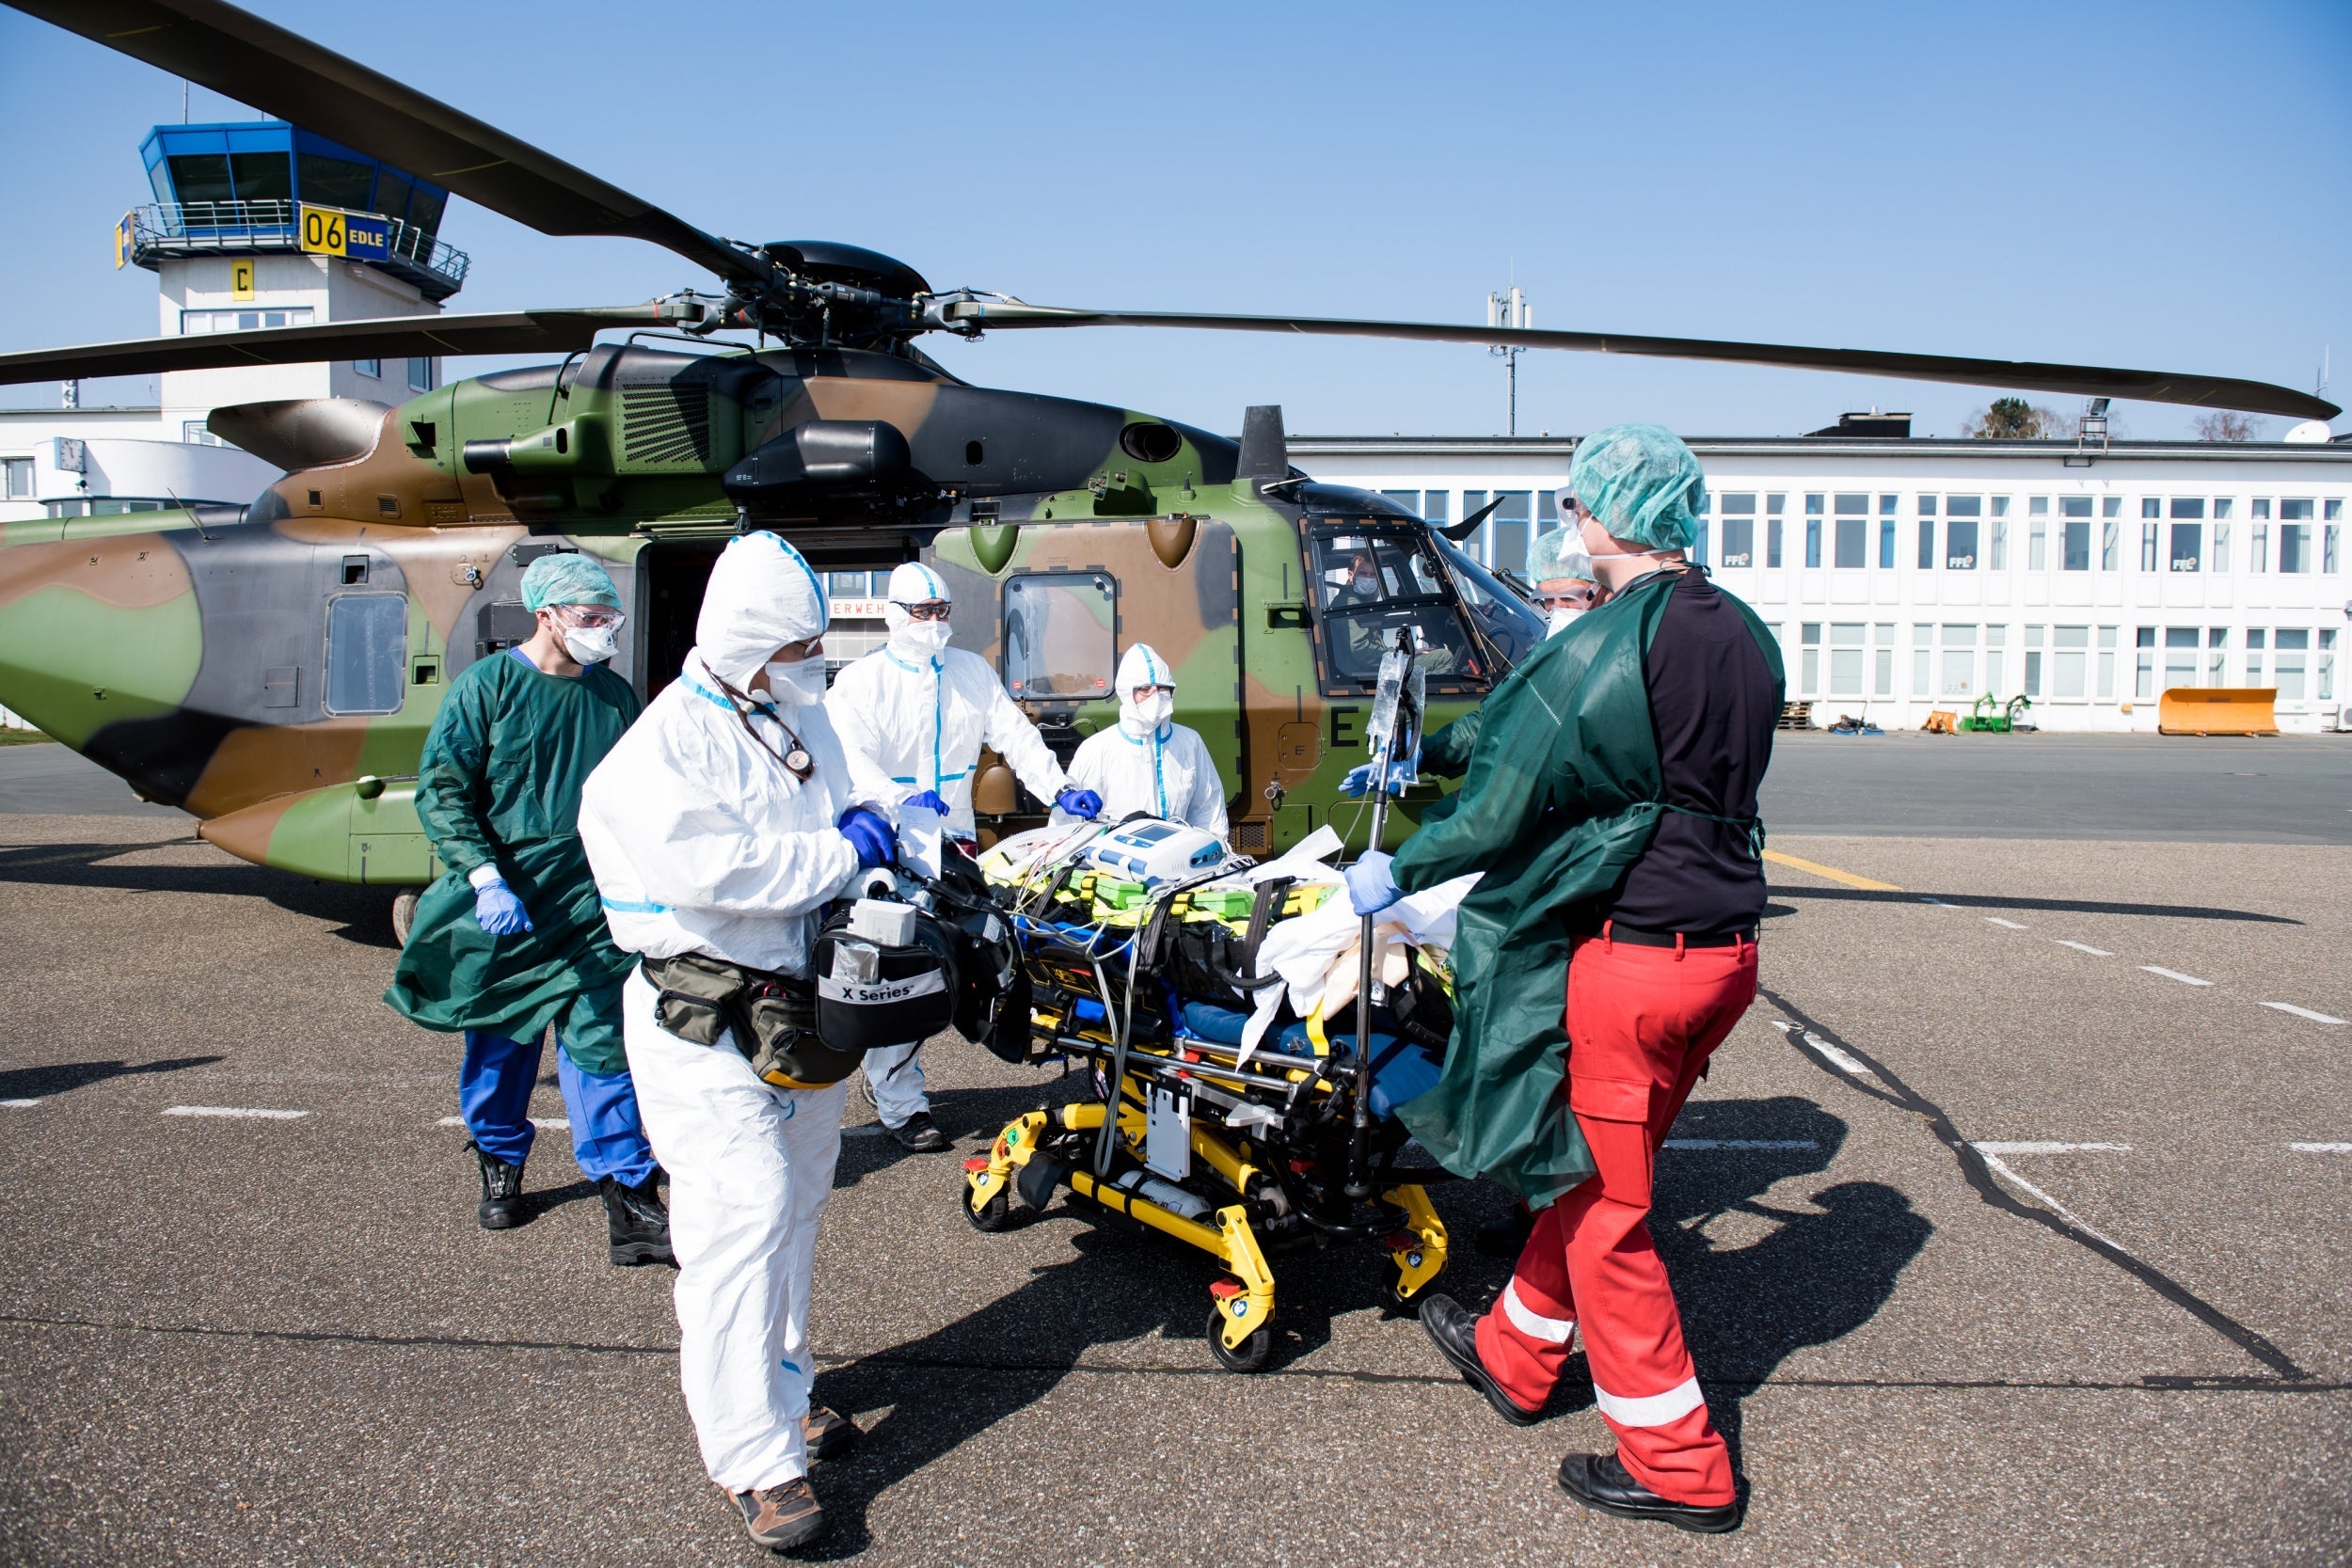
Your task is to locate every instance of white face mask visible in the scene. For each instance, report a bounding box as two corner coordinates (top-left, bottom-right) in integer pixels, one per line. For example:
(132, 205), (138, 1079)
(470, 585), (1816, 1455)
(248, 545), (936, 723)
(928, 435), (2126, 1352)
(1546, 606), (1584, 639)
(764, 657), (828, 706)
(562, 624), (619, 665)
(1123, 689), (1174, 735)
(892, 617), (952, 657)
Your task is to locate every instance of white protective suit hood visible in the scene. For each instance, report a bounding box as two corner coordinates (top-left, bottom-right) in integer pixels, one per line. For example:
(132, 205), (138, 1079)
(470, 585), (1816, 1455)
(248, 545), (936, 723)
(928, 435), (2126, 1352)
(882, 561), (953, 659)
(692, 531), (830, 689)
(1117, 642), (1176, 739)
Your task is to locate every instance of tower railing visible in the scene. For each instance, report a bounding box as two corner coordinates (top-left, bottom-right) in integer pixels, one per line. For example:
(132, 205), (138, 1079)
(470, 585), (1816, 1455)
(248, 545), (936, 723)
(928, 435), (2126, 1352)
(122, 200), (469, 299)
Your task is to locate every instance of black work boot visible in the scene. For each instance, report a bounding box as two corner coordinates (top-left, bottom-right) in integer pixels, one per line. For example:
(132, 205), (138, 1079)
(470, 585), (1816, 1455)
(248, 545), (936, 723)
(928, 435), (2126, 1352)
(890, 1111), (950, 1152)
(1418, 1292), (1544, 1426)
(470, 1143), (526, 1230)
(728, 1477), (826, 1551)
(1558, 1449), (1743, 1534)
(599, 1173), (674, 1266)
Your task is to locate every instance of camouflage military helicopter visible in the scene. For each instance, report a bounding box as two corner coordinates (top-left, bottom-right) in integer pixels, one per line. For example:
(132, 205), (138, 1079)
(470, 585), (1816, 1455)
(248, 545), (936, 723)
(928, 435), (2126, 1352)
(1, 0), (2335, 940)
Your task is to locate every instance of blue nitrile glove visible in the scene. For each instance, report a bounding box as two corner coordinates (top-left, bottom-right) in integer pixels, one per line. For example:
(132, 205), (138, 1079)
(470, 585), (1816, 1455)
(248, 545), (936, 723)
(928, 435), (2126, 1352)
(473, 879), (533, 935)
(1339, 757), (1420, 798)
(838, 807), (897, 870)
(1343, 851), (1403, 916)
(903, 789), (950, 817)
(1056, 786), (1104, 819)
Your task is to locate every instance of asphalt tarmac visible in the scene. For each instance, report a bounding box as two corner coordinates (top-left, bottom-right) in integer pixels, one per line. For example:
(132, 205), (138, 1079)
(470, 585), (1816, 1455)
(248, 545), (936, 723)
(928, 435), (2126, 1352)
(1, 746), (2347, 1564)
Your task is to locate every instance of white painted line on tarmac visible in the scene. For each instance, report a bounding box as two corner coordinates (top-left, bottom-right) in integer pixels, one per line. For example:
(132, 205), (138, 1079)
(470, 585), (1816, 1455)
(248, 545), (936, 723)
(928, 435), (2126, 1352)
(1772, 1020), (1882, 1084)
(2055, 941), (2113, 957)
(1972, 1141), (2132, 1156)
(2261, 1002), (2347, 1025)
(435, 1116), (570, 1131)
(2140, 966), (2214, 987)
(0, 1098), (38, 1108)
(1664, 1138), (1820, 1151)
(2289, 1142), (2352, 1154)
(1984, 917), (2028, 930)
(1974, 1149), (2127, 1252)
(164, 1105), (307, 1120)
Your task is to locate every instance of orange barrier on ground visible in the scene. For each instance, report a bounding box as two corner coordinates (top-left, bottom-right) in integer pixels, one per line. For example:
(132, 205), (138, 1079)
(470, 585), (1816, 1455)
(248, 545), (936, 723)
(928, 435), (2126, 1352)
(1921, 709), (1958, 735)
(2157, 687), (2279, 736)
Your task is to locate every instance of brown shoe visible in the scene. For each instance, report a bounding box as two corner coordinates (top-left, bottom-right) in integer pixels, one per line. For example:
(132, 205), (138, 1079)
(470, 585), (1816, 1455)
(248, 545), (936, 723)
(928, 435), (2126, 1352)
(803, 1403), (860, 1463)
(729, 1476), (826, 1551)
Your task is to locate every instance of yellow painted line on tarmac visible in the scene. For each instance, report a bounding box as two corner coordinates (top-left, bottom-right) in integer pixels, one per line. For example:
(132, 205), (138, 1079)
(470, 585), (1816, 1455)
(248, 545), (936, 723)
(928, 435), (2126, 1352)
(1761, 849), (1903, 893)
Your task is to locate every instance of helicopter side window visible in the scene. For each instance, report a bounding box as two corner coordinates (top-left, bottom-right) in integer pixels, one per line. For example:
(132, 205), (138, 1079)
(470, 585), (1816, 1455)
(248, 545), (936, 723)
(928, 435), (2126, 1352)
(1305, 525), (1482, 691)
(1002, 572), (1117, 704)
(325, 594), (408, 716)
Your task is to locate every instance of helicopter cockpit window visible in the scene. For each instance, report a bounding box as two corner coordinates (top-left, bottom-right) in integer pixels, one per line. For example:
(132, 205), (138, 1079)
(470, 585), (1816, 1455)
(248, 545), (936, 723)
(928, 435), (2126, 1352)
(1002, 572), (1117, 704)
(325, 594), (408, 716)
(1305, 525), (1483, 691)
(1434, 534), (1547, 670)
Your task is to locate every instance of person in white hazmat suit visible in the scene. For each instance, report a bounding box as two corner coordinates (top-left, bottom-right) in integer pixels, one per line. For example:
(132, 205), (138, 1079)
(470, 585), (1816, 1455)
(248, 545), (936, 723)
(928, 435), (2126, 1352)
(578, 531), (898, 1555)
(1058, 641), (1230, 835)
(825, 561), (1102, 1150)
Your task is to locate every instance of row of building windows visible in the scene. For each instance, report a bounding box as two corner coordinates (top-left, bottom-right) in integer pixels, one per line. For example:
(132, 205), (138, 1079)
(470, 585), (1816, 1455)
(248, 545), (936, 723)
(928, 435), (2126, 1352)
(1369, 486), (2344, 578)
(1779, 620), (2338, 704)
(1715, 493), (2341, 576)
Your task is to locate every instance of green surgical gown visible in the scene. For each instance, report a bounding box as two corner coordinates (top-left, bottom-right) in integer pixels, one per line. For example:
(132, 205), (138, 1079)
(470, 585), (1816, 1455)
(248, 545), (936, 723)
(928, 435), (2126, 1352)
(1389, 569), (1782, 1208)
(385, 650), (642, 1073)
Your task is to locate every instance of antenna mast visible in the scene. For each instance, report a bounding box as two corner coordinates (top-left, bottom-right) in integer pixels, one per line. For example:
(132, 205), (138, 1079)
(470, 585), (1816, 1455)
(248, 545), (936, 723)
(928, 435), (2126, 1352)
(1486, 286), (1530, 436)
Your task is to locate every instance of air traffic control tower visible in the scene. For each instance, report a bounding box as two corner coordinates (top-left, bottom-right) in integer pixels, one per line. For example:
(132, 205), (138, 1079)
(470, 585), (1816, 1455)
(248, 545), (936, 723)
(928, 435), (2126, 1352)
(123, 120), (469, 442)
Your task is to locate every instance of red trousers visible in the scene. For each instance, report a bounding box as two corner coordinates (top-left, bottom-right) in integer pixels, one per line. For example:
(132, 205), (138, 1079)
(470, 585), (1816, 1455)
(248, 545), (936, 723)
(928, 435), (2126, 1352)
(1475, 928), (1757, 1506)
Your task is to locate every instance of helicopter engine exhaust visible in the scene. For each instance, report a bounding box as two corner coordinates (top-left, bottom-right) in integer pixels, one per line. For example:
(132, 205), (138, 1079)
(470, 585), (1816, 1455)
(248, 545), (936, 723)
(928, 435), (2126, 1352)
(723, 420), (915, 518)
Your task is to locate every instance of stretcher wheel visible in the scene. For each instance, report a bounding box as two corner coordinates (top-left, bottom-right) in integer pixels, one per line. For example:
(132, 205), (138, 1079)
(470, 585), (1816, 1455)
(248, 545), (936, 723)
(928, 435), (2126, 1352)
(1206, 1305), (1273, 1373)
(963, 1179), (1013, 1232)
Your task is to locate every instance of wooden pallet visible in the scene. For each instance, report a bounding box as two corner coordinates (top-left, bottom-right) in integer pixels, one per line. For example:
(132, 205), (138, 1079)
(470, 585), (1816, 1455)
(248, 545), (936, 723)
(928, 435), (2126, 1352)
(1776, 701), (1813, 732)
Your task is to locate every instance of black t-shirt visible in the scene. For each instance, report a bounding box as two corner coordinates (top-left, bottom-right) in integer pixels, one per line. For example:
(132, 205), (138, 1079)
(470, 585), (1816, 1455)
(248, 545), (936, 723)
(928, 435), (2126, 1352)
(1577, 569), (1777, 936)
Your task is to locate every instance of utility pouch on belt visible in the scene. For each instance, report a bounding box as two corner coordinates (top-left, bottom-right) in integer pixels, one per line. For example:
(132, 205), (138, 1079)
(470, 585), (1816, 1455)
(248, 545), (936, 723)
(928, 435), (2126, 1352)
(642, 953), (865, 1090)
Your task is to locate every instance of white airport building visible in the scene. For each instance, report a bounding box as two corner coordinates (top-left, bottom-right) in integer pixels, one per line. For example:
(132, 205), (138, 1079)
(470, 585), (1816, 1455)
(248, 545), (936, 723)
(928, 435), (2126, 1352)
(1295, 424), (2352, 734)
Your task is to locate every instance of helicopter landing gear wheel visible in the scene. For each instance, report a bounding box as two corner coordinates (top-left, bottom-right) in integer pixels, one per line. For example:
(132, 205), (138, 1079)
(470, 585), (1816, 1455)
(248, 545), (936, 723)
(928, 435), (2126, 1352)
(390, 888), (421, 947)
(1380, 1277), (1418, 1316)
(1207, 1303), (1273, 1373)
(962, 1177), (1013, 1232)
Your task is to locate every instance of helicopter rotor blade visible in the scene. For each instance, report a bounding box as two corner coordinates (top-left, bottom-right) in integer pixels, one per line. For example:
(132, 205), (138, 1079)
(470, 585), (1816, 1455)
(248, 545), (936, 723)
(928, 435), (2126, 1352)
(935, 300), (2341, 421)
(8, 0), (773, 293)
(0, 307), (674, 387)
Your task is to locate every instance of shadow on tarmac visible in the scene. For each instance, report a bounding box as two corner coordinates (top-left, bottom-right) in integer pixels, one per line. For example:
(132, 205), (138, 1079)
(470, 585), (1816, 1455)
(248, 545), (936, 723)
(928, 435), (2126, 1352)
(807, 1091), (1927, 1545)
(0, 1053), (225, 1101)
(0, 839), (400, 948)
(1769, 882), (2298, 925)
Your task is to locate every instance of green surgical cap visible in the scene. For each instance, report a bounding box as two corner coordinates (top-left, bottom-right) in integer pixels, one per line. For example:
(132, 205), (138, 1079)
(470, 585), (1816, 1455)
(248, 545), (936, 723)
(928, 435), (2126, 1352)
(519, 552), (621, 612)
(1525, 525), (1595, 583)
(1566, 422), (1705, 552)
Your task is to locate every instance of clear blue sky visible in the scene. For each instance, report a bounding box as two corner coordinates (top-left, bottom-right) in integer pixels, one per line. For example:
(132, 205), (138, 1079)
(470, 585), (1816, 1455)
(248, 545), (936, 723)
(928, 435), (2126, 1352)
(3, 0), (2345, 437)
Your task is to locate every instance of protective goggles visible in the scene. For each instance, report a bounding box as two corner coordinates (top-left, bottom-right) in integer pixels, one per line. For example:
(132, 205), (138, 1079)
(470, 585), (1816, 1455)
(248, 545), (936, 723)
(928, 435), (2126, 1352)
(895, 600), (952, 622)
(552, 604), (626, 631)
(1537, 585), (1597, 611)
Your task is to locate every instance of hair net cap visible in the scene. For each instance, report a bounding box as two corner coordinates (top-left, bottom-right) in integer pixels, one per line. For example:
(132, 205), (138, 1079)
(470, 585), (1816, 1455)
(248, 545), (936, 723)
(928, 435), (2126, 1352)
(1566, 422), (1705, 552)
(1525, 526), (1595, 584)
(887, 562), (951, 605)
(692, 531), (829, 686)
(519, 551), (621, 612)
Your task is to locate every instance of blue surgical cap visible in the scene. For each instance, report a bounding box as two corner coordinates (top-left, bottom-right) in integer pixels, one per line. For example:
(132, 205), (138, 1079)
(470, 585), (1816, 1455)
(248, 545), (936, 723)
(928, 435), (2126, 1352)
(1566, 423), (1705, 552)
(519, 552), (621, 612)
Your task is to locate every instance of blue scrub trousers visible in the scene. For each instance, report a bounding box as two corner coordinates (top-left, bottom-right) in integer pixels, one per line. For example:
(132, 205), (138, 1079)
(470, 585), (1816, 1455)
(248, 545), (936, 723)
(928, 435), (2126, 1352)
(460, 1030), (658, 1187)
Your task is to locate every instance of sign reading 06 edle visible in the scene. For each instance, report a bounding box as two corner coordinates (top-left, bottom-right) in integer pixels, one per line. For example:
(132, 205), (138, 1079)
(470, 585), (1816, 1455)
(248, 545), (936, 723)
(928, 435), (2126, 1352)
(298, 206), (394, 262)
